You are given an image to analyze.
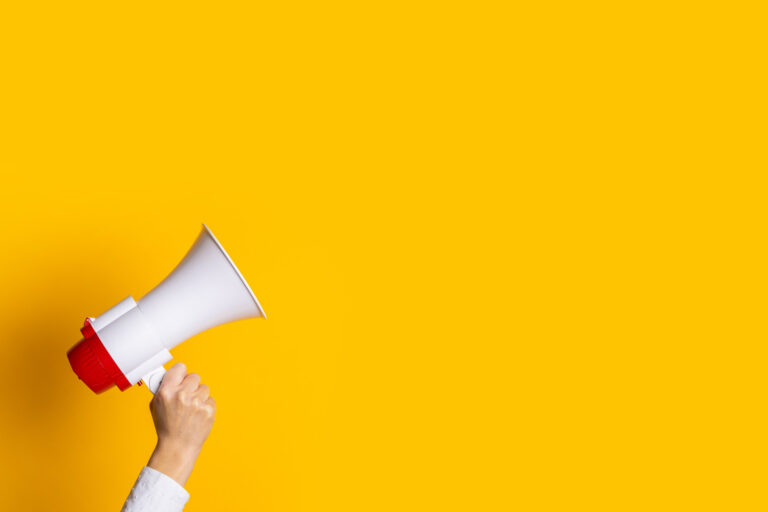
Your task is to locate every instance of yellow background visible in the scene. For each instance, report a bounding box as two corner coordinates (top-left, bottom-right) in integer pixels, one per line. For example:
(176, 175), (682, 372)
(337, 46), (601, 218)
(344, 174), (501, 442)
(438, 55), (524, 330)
(0, 1), (763, 511)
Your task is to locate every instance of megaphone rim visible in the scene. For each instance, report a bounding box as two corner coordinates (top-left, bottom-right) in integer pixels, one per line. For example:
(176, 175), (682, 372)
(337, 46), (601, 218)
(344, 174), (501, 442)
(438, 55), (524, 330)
(202, 223), (267, 320)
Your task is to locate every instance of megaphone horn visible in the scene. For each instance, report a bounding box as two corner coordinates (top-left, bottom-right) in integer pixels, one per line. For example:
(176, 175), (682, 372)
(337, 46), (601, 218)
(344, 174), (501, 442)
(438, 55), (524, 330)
(67, 224), (266, 394)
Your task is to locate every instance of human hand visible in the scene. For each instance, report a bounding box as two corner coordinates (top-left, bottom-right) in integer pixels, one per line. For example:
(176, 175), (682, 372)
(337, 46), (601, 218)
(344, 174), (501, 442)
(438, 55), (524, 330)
(147, 363), (216, 486)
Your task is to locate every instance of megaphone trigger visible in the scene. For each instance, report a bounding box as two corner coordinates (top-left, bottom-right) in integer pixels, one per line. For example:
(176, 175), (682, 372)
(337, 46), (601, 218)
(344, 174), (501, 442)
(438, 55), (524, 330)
(142, 366), (167, 394)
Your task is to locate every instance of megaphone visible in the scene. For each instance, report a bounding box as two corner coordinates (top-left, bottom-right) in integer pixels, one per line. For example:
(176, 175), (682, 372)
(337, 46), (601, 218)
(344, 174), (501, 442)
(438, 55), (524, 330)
(67, 224), (266, 394)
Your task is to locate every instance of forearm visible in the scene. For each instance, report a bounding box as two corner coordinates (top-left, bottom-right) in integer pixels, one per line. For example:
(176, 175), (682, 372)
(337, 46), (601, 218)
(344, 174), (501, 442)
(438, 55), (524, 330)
(123, 363), (215, 511)
(147, 440), (201, 488)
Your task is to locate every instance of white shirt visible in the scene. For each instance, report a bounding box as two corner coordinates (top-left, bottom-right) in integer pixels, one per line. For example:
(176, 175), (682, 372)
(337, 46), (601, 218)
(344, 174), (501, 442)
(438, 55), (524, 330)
(121, 466), (190, 512)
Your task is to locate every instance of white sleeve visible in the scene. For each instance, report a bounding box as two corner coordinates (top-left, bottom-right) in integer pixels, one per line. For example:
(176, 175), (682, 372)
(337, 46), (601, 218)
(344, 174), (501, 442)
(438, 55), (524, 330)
(120, 466), (190, 512)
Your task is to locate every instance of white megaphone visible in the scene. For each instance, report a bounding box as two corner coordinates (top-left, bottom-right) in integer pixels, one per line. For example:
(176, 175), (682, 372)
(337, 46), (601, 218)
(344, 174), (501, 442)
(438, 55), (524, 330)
(67, 224), (266, 394)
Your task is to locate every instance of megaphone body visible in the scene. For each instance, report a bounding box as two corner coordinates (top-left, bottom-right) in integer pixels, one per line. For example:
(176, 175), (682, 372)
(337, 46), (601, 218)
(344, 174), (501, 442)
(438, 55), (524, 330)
(67, 224), (266, 394)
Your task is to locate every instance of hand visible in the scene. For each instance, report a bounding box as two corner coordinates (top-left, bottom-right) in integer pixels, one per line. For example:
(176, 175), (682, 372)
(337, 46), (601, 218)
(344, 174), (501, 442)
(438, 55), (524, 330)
(146, 363), (216, 486)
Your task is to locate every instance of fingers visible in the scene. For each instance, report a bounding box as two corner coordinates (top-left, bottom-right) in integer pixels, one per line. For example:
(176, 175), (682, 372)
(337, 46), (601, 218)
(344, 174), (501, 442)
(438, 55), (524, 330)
(180, 372), (201, 394)
(159, 362), (187, 390)
(205, 396), (217, 415)
(195, 384), (210, 402)
(156, 364), (214, 409)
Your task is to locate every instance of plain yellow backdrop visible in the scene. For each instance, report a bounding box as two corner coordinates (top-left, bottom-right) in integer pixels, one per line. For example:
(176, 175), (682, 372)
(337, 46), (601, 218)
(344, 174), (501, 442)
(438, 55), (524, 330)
(0, 1), (764, 511)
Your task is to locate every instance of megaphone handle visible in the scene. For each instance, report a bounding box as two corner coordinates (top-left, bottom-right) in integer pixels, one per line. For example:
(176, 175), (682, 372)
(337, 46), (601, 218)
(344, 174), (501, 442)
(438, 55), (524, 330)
(142, 366), (167, 394)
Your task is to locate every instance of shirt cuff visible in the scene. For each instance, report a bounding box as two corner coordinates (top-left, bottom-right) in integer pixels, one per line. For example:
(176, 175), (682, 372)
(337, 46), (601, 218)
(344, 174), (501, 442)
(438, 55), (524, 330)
(121, 466), (190, 512)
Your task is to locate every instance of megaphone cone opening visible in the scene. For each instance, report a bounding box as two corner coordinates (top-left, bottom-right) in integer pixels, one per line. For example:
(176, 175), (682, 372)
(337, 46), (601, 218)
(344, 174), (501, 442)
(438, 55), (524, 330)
(202, 223), (267, 320)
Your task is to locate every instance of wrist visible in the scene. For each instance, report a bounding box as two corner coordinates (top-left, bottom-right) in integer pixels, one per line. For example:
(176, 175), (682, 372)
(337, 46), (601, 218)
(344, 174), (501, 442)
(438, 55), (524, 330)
(148, 439), (201, 487)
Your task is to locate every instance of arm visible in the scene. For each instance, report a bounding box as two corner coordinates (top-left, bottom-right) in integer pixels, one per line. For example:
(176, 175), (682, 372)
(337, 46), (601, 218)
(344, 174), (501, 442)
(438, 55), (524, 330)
(121, 363), (216, 512)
